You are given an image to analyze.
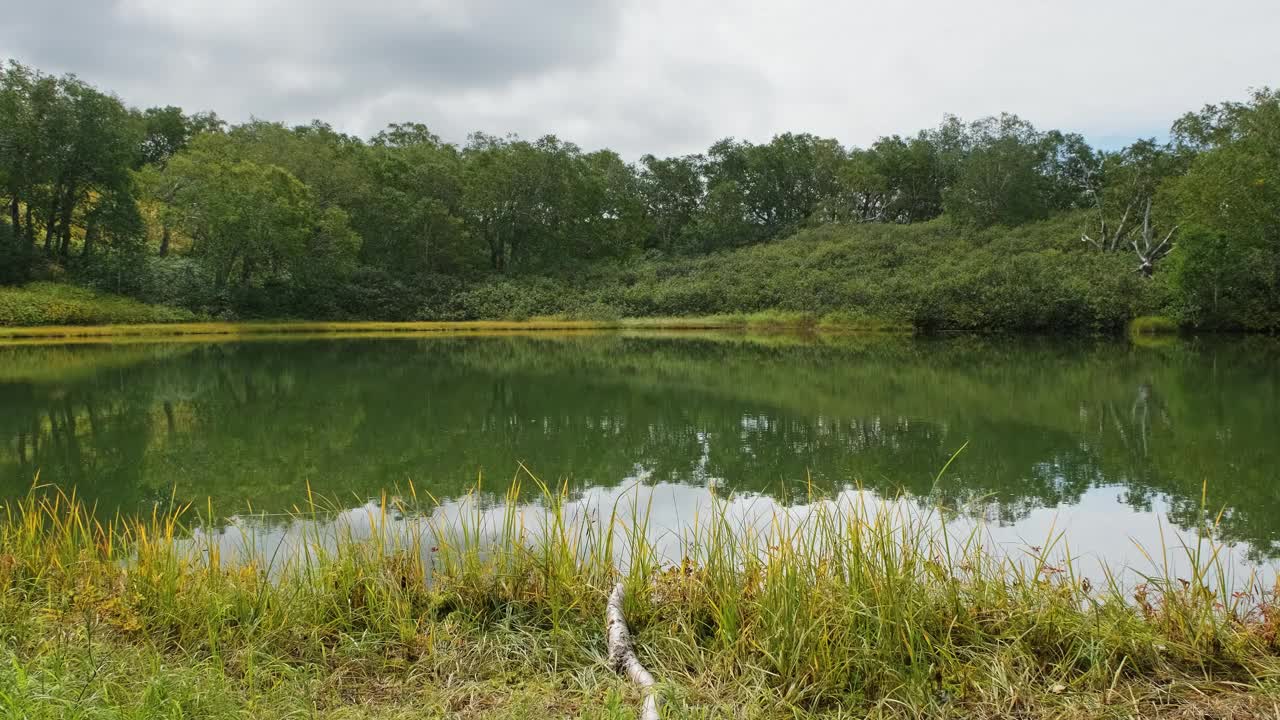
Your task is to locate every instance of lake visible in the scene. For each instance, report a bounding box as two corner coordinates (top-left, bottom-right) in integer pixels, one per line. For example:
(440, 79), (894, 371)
(2, 332), (1279, 580)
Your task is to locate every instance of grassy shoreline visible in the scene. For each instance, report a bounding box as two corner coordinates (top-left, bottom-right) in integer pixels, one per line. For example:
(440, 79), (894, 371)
(0, 313), (913, 343)
(2, 480), (1278, 718)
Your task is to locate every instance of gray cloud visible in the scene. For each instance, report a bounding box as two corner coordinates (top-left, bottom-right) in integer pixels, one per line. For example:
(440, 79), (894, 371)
(1, 0), (625, 137)
(2, 0), (1278, 158)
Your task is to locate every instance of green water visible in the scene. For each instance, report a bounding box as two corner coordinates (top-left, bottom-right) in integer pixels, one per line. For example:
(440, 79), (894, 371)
(2, 333), (1279, 565)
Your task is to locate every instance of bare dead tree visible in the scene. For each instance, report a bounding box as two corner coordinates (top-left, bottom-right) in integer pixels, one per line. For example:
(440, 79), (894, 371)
(1082, 195), (1175, 276)
(1081, 195), (1133, 253)
(1132, 198), (1177, 277)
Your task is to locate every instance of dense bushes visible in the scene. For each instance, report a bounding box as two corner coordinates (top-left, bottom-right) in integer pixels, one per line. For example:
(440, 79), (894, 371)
(0, 282), (195, 326)
(0, 217), (1185, 333)
(1169, 226), (1280, 331)
(444, 215), (1168, 333)
(290, 269), (466, 321)
(65, 253), (467, 322)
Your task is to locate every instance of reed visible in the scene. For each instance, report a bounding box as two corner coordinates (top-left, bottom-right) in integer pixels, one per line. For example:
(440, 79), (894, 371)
(1, 474), (1278, 718)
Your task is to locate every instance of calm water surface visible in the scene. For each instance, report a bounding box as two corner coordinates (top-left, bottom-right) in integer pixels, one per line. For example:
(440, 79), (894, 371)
(2, 332), (1278, 577)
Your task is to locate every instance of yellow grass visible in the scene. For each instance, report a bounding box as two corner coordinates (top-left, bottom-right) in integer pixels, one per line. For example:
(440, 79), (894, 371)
(0, 319), (629, 340)
(0, 315), (855, 344)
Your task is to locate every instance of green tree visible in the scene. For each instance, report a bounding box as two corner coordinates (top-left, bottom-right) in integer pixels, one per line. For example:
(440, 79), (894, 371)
(1, 62), (146, 278)
(636, 153), (704, 252)
(219, 120), (373, 218)
(1168, 89), (1280, 328)
(0, 63), (28, 248)
(162, 135), (358, 290)
(0, 64), (69, 252)
(138, 106), (191, 168)
(361, 123), (469, 275)
(822, 135), (946, 224)
(462, 133), (635, 271)
(133, 107), (223, 256)
(944, 115), (1052, 227)
(697, 133), (845, 249)
(573, 149), (648, 262)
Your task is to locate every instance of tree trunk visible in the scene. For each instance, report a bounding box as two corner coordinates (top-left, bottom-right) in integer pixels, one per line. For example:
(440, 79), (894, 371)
(8, 195), (19, 240)
(43, 197), (59, 254)
(489, 238), (505, 271)
(486, 221), (503, 271)
(58, 221), (72, 259)
(82, 217), (99, 259)
(57, 188), (75, 260)
(422, 220), (430, 272)
(159, 224), (171, 257)
(24, 203), (35, 249)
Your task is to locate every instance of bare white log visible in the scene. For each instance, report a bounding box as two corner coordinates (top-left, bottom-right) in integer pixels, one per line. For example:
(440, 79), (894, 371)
(606, 582), (660, 720)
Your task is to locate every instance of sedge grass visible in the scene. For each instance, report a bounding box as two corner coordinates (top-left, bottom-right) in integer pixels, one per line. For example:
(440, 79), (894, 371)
(1, 475), (1278, 718)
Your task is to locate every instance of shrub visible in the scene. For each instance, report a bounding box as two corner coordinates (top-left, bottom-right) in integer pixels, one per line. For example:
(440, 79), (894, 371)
(436, 216), (1171, 333)
(1129, 315), (1179, 335)
(0, 282), (197, 326)
(1170, 226), (1280, 331)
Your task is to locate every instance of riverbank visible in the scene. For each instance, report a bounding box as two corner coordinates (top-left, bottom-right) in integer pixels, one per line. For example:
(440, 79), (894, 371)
(0, 304), (911, 343)
(2, 481), (1278, 719)
(1, 282), (1170, 345)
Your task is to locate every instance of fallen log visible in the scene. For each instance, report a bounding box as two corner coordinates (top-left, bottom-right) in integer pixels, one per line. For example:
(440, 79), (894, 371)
(605, 582), (660, 720)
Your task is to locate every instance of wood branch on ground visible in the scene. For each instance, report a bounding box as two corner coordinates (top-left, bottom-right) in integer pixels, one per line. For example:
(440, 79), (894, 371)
(605, 582), (660, 720)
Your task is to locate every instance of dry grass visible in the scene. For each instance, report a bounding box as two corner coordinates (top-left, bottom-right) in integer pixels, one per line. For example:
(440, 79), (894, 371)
(0, 313), (909, 345)
(0, 317), (759, 342)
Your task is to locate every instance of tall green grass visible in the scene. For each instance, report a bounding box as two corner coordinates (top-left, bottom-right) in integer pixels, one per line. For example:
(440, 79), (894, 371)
(1, 475), (1278, 718)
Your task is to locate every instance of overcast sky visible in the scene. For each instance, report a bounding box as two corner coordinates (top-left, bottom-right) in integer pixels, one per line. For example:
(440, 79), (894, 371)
(2, 0), (1278, 157)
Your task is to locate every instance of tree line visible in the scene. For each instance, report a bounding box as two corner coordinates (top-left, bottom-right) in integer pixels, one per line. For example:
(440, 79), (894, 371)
(2, 59), (1277, 328)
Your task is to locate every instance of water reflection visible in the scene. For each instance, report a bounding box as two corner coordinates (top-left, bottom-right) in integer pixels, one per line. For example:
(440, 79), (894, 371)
(1, 333), (1278, 564)
(181, 483), (1279, 591)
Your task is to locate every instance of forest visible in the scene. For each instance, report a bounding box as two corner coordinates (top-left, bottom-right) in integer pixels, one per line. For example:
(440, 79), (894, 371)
(2, 59), (1278, 331)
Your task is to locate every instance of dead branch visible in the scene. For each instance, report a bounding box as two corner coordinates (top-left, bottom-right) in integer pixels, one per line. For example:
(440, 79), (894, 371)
(606, 582), (660, 720)
(1131, 198), (1177, 276)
